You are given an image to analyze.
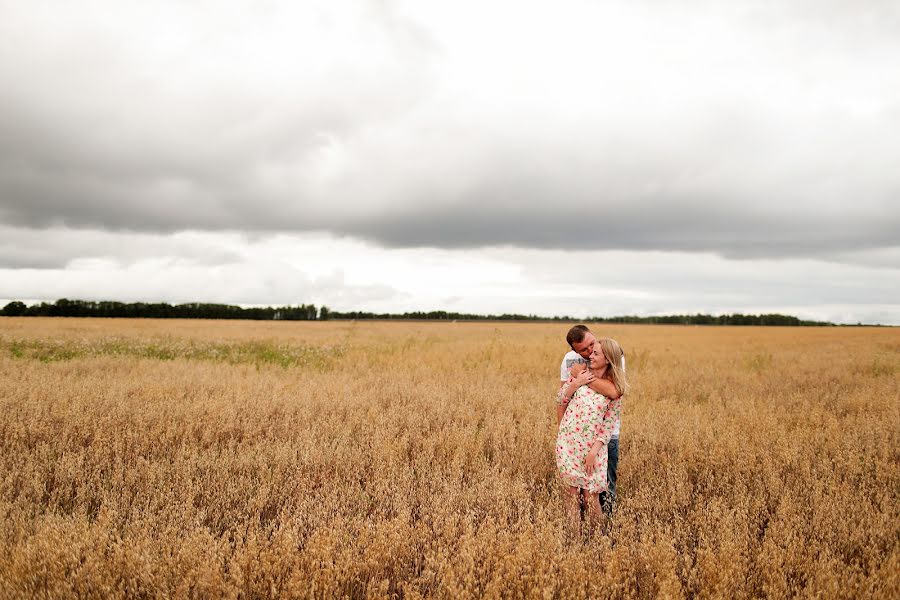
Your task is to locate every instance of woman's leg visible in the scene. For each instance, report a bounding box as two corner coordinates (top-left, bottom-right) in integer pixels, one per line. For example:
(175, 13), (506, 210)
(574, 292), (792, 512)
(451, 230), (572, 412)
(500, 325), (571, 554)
(564, 486), (582, 536)
(583, 491), (606, 531)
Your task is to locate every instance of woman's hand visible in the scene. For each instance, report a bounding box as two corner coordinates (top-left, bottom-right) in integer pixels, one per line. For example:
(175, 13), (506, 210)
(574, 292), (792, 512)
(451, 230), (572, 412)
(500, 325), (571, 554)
(571, 367), (595, 388)
(584, 448), (599, 476)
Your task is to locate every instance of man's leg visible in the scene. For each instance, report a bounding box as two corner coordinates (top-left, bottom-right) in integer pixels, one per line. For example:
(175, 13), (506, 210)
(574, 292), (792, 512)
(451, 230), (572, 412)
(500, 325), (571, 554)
(600, 436), (619, 515)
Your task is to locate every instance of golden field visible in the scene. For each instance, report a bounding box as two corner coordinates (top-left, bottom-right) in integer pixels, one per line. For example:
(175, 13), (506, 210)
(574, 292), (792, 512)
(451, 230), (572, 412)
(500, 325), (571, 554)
(0, 318), (897, 599)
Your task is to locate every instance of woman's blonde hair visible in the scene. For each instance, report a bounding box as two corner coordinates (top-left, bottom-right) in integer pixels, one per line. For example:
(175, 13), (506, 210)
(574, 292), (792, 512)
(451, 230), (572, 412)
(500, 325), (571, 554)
(599, 338), (628, 397)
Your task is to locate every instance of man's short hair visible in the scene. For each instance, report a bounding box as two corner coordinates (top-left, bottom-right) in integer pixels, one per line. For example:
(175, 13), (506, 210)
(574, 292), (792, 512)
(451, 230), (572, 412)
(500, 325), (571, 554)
(566, 324), (591, 348)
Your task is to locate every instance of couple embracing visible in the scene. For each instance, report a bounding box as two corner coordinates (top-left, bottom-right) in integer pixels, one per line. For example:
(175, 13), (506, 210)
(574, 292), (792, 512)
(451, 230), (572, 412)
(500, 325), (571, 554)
(555, 325), (628, 531)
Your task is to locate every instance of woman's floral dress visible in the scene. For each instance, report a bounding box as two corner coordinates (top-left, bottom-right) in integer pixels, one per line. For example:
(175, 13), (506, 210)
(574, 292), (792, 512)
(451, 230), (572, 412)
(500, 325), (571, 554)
(556, 379), (622, 493)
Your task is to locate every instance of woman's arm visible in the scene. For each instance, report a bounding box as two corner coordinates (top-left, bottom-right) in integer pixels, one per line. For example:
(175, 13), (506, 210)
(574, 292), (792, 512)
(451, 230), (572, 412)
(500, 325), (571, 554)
(586, 377), (620, 399)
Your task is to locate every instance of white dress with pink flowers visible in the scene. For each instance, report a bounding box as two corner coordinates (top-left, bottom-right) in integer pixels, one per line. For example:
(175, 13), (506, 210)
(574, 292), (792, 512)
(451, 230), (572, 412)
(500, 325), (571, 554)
(556, 382), (621, 493)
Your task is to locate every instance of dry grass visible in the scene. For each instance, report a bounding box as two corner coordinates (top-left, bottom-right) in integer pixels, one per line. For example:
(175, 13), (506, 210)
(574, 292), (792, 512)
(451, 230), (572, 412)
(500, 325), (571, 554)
(0, 318), (897, 599)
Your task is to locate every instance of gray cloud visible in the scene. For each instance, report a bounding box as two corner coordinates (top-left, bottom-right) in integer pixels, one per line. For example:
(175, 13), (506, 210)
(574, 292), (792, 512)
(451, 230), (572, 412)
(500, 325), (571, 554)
(1, 227), (897, 324)
(0, 236), (408, 308)
(0, 250), (70, 270)
(346, 206), (900, 259)
(0, 226), (244, 270)
(1, 1), (899, 262)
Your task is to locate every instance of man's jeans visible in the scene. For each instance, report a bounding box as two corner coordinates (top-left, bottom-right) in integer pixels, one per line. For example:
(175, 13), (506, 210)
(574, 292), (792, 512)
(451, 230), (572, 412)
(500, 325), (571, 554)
(599, 436), (619, 514)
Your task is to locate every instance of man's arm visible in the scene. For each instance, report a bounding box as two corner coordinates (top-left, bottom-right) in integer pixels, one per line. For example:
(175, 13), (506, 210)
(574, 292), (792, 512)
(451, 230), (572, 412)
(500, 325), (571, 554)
(556, 355), (574, 425)
(556, 378), (573, 425)
(557, 365), (591, 425)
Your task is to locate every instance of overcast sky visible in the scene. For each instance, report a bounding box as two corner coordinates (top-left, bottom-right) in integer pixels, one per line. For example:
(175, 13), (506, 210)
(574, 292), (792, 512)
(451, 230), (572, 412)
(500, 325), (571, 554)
(1, 0), (898, 324)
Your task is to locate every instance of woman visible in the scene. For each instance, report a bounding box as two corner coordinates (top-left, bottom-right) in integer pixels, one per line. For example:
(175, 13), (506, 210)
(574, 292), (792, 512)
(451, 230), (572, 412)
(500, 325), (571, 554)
(556, 338), (628, 531)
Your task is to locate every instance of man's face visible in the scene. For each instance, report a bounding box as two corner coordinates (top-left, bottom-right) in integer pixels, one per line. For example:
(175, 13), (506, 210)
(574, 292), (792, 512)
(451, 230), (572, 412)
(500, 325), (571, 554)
(571, 332), (596, 360)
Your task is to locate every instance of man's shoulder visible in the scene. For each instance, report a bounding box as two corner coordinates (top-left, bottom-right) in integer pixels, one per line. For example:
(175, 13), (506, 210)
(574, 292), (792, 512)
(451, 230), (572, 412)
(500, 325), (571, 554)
(561, 350), (587, 369)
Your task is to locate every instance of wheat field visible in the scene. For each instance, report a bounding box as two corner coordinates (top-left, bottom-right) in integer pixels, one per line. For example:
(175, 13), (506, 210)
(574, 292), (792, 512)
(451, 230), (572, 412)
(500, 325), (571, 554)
(0, 318), (897, 599)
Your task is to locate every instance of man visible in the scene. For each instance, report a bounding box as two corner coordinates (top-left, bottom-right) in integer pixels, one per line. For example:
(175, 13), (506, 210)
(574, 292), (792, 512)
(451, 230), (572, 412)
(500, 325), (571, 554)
(558, 324), (624, 514)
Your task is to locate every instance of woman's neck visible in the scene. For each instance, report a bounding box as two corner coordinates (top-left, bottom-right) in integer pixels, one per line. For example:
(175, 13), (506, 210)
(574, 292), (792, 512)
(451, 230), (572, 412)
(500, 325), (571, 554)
(590, 365), (608, 378)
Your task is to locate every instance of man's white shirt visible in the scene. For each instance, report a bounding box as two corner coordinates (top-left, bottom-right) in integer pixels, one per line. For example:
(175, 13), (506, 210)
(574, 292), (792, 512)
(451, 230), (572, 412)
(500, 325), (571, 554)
(559, 350), (624, 438)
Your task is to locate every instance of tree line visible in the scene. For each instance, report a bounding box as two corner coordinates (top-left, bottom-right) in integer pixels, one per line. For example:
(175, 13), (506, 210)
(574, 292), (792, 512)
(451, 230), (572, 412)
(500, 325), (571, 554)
(1, 299), (836, 326)
(588, 313), (834, 326)
(0, 299), (317, 320)
(319, 308), (833, 326)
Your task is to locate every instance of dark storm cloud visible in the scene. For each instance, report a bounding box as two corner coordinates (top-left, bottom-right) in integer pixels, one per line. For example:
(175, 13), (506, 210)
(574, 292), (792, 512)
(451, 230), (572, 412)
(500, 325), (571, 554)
(1, 0), (899, 261)
(4, 110), (898, 260)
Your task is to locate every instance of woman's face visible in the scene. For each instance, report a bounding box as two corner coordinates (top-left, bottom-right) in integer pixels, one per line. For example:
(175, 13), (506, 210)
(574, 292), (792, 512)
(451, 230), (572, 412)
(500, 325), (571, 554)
(590, 345), (608, 369)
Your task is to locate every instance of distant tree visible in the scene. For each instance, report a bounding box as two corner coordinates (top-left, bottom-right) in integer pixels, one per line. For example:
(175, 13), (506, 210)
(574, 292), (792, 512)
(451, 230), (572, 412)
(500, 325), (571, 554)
(2, 301), (27, 316)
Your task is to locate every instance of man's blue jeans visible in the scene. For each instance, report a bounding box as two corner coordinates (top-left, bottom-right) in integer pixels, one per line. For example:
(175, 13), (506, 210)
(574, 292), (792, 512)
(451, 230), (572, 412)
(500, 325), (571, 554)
(599, 436), (619, 514)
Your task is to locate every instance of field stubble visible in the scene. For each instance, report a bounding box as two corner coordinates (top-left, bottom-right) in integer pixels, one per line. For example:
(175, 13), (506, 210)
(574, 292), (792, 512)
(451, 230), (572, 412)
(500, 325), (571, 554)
(0, 318), (897, 598)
